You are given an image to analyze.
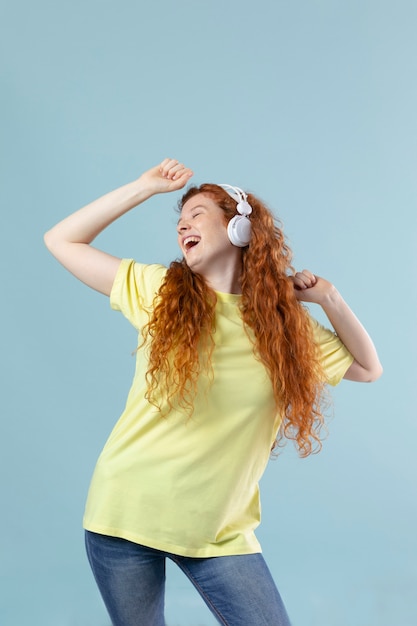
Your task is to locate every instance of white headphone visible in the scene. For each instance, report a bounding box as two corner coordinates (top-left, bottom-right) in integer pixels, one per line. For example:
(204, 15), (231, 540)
(218, 184), (252, 247)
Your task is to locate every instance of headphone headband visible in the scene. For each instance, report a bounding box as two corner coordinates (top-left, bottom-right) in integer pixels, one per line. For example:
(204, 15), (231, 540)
(217, 184), (252, 216)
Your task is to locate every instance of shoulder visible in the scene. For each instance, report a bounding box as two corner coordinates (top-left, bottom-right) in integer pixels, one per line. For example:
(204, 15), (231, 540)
(110, 259), (168, 317)
(114, 259), (167, 289)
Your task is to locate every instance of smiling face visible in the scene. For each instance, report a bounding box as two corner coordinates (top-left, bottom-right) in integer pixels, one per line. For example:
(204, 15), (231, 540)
(177, 193), (243, 292)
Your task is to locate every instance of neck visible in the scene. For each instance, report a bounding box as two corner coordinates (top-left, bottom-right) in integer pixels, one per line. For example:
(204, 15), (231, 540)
(203, 264), (242, 294)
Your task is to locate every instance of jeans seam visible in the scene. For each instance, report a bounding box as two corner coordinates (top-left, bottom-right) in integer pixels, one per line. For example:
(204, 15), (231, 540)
(170, 555), (229, 626)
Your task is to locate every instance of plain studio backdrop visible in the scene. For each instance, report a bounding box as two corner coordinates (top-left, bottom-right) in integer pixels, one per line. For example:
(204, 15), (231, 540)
(1, 1), (416, 625)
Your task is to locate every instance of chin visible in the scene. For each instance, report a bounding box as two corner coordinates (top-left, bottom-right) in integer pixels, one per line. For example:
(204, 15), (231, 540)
(183, 255), (197, 270)
(185, 257), (207, 277)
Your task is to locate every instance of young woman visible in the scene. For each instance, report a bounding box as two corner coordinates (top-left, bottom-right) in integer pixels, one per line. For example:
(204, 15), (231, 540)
(44, 158), (382, 626)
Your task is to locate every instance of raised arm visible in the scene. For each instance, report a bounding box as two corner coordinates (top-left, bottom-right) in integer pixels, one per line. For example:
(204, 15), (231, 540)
(293, 270), (383, 382)
(44, 159), (193, 296)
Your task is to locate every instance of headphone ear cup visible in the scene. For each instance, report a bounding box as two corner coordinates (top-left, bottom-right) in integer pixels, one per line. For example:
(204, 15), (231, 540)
(227, 215), (251, 247)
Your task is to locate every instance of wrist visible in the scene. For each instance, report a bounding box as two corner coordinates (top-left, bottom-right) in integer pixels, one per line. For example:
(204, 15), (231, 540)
(319, 284), (343, 310)
(130, 177), (157, 202)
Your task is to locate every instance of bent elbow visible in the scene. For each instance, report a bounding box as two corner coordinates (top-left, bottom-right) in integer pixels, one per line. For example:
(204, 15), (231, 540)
(366, 363), (383, 382)
(43, 229), (55, 252)
(44, 229), (64, 257)
(344, 359), (383, 383)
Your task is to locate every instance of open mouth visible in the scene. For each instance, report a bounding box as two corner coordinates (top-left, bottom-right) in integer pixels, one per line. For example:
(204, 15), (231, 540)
(184, 236), (200, 251)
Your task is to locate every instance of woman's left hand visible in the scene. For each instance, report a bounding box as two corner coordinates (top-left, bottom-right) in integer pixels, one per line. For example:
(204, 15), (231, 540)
(292, 270), (335, 305)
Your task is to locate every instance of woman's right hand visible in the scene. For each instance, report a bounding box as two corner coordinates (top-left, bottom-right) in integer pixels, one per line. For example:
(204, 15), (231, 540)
(138, 158), (194, 195)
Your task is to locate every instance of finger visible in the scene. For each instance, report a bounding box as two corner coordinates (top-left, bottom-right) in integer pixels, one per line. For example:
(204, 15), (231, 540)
(159, 158), (179, 177)
(168, 162), (187, 178)
(159, 157), (173, 172)
(295, 270), (316, 288)
(293, 275), (308, 290)
(171, 165), (193, 181)
(161, 161), (192, 182)
(301, 269), (316, 282)
(173, 168), (193, 182)
(166, 170), (194, 191)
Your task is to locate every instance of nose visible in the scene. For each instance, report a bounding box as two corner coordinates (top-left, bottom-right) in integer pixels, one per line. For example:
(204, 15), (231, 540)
(177, 219), (191, 234)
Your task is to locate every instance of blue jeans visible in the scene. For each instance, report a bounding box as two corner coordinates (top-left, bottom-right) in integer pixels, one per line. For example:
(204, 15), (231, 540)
(85, 531), (291, 626)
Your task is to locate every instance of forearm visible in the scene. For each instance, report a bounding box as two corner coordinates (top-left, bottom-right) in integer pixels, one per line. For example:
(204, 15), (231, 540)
(44, 178), (152, 250)
(320, 286), (383, 381)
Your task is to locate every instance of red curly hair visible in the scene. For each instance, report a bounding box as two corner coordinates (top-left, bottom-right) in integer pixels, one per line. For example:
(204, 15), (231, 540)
(144, 184), (327, 457)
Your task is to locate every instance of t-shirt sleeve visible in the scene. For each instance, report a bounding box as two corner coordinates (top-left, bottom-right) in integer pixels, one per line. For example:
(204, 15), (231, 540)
(110, 259), (167, 330)
(310, 316), (354, 386)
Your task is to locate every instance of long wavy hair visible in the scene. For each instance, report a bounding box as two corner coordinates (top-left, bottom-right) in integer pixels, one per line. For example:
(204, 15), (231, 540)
(144, 184), (327, 456)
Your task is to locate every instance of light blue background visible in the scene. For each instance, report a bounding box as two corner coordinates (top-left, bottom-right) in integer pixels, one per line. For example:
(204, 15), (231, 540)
(1, 1), (416, 625)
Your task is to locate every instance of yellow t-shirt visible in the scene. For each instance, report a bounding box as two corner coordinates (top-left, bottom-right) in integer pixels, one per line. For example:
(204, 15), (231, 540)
(83, 259), (354, 557)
